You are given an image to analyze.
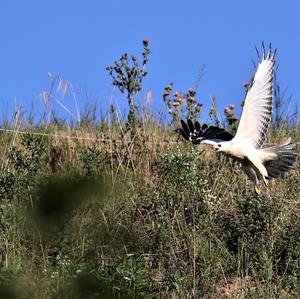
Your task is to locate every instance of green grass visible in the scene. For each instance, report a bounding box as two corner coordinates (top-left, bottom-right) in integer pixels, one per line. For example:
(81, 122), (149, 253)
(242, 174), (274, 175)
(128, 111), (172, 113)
(0, 116), (299, 298)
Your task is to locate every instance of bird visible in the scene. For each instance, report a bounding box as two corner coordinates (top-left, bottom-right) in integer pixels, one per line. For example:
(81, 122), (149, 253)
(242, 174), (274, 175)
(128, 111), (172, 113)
(178, 44), (297, 194)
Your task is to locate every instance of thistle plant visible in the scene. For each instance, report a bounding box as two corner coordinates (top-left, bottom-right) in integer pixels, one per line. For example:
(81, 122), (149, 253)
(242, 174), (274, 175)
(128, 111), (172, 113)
(224, 104), (238, 132)
(106, 40), (150, 134)
(163, 83), (202, 125)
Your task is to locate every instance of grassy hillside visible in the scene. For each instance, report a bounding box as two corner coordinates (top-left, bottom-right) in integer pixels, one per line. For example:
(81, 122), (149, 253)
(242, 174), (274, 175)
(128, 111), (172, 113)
(0, 116), (299, 298)
(0, 42), (299, 298)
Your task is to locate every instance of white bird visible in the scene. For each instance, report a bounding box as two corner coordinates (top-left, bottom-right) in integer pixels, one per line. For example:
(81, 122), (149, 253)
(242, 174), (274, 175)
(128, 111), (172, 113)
(179, 44), (297, 194)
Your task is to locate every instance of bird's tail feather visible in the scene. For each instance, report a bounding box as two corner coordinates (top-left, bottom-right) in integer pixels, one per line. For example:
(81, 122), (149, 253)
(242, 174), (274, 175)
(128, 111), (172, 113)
(261, 138), (297, 179)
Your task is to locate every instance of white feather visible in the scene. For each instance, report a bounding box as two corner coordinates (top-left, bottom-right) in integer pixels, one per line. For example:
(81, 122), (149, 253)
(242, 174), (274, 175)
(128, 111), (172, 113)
(233, 55), (275, 148)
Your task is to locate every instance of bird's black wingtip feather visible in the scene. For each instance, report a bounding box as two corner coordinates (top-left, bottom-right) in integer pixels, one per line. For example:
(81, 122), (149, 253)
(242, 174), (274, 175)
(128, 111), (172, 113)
(177, 119), (234, 143)
(176, 128), (190, 140)
(187, 119), (195, 132)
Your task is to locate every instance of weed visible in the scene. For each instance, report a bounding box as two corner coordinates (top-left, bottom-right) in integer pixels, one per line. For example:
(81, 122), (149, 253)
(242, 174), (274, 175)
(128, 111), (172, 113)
(163, 83), (203, 125)
(106, 40), (151, 134)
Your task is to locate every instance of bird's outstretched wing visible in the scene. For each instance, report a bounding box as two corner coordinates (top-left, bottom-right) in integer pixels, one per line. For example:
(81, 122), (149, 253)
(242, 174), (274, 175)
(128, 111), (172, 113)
(234, 43), (276, 148)
(178, 119), (233, 144)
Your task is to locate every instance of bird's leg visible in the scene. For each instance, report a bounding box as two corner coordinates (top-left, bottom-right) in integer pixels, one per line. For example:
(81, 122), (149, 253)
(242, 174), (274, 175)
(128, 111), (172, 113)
(262, 176), (268, 187)
(248, 156), (268, 178)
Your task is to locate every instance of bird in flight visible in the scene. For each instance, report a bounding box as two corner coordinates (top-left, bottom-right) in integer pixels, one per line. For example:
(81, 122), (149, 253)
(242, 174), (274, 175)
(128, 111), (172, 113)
(179, 44), (297, 194)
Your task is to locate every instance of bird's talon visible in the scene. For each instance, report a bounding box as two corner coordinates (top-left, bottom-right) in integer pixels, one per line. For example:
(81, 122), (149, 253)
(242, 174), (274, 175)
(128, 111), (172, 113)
(255, 186), (261, 195)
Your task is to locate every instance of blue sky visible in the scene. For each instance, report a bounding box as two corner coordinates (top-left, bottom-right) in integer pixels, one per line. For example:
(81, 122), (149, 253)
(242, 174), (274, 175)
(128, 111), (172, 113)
(0, 0), (300, 123)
